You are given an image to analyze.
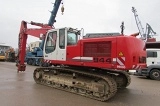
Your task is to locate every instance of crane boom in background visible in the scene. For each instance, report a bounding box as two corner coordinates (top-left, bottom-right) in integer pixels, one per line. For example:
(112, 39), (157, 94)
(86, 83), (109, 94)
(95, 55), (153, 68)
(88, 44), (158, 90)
(132, 7), (157, 42)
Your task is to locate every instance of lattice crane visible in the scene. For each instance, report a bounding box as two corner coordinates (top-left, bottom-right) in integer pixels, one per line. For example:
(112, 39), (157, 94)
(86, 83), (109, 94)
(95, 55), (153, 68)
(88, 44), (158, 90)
(132, 7), (156, 42)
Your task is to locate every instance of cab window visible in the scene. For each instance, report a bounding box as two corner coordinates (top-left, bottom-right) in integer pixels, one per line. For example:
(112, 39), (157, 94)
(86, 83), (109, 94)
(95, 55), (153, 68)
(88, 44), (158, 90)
(0, 50), (5, 56)
(45, 31), (57, 54)
(147, 51), (157, 57)
(67, 32), (78, 45)
(59, 29), (65, 49)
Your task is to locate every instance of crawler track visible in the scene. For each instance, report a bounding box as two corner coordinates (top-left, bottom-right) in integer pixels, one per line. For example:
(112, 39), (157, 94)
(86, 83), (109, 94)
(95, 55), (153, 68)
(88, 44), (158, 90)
(33, 67), (117, 101)
(33, 67), (131, 101)
(100, 69), (131, 88)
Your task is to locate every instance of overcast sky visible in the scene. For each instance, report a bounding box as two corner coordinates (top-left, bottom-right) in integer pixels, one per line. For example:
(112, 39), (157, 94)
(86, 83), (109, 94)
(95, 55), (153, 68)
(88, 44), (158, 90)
(0, 0), (160, 48)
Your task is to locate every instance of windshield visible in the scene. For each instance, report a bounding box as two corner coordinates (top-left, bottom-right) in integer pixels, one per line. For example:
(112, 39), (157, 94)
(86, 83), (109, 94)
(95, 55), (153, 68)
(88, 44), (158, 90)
(147, 50), (157, 58)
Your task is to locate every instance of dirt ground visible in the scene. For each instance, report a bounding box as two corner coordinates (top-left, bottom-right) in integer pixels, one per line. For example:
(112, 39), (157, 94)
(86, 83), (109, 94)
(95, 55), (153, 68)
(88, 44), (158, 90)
(0, 62), (160, 106)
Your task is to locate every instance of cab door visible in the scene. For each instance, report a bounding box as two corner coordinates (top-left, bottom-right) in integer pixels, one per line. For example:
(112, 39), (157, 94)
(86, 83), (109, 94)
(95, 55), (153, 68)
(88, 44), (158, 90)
(44, 28), (66, 61)
(56, 28), (67, 61)
(44, 29), (58, 60)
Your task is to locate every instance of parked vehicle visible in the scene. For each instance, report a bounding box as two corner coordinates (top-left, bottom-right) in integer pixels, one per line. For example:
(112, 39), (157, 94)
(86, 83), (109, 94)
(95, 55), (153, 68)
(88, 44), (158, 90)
(0, 50), (5, 61)
(135, 49), (160, 80)
(25, 42), (43, 66)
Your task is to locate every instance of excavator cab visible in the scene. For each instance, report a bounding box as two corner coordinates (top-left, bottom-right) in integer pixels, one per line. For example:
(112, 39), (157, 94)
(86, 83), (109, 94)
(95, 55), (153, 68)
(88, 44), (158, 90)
(44, 27), (80, 61)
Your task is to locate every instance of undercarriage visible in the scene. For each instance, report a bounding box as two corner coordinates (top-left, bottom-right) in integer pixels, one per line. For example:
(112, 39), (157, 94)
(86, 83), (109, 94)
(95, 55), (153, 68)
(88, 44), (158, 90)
(33, 66), (131, 101)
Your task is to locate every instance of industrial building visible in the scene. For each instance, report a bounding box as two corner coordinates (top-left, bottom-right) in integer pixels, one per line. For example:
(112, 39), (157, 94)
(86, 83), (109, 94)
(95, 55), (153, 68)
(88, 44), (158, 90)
(28, 41), (41, 52)
(0, 44), (11, 52)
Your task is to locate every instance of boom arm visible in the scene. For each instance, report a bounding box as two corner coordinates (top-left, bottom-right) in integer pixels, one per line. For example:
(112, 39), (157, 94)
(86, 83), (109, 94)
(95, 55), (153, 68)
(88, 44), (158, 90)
(132, 7), (145, 38)
(132, 7), (156, 42)
(16, 21), (51, 71)
(145, 23), (156, 38)
(48, 0), (62, 26)
(16, 0), (62, 72)
(39, 0), (62, 49)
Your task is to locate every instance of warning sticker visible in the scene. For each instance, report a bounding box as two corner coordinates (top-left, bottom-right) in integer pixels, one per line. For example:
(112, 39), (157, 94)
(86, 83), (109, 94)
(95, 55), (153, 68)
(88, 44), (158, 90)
(119, 52), (124, 56)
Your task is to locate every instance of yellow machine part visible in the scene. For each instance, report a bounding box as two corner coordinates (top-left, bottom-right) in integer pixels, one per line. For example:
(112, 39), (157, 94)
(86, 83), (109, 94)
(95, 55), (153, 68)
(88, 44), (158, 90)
(0, 50), (6, 61)
(0, 56), (5, 61)
(0, 55), (6, 61)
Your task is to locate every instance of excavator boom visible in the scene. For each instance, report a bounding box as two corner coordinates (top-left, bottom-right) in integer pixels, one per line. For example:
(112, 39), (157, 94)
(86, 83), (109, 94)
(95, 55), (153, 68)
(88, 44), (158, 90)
(16, 0), (63, 72)
(17, 21), (51, 71)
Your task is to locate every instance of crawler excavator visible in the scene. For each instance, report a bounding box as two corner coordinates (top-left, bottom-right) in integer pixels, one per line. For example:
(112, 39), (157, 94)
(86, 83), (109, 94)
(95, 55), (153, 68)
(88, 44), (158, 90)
(16, 0), (147, 101)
